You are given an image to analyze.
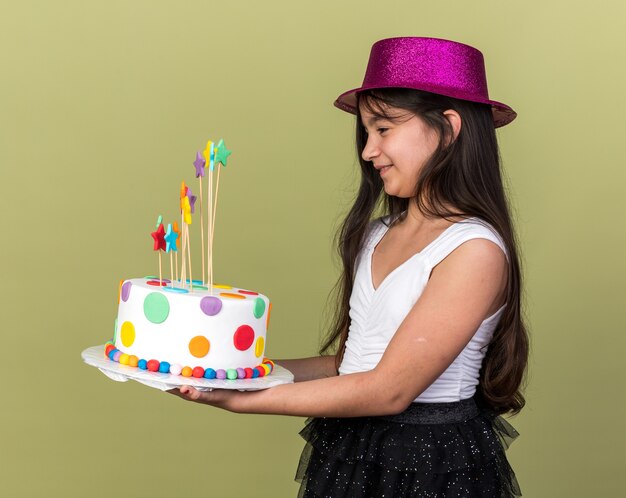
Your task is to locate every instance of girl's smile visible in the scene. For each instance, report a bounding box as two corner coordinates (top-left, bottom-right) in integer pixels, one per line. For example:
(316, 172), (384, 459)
(359, 105), (440, 198)
(376, 164), (392, 175)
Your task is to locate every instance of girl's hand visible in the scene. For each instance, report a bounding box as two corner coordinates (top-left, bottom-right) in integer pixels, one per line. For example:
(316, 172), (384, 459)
(167, 386), (244, 412)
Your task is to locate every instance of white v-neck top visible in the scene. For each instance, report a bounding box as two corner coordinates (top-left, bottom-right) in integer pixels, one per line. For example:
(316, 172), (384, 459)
(338, 214), (509, 402)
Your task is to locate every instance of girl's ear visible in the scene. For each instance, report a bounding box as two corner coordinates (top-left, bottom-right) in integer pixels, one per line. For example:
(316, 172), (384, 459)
(443, 110), (462, 144)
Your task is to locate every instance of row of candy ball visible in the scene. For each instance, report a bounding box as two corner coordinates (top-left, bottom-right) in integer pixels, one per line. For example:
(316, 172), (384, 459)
(104, 341), (275, 379)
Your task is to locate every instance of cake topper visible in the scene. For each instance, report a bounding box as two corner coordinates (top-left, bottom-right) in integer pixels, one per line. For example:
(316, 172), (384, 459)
(180, 188), (193, 288)
(151, 219), (166, 284)
(203, 140), (215, 171)
(164, 223), (178, 286)
(147, 140), (232, 293)
(180, 181), (188, 206)
(215, 139), (232, 166)
(186, 187), (197, 214)
(193, 152), (205, 178)
(165, 223), (178, 253)
(206, 138), (232, 292)
(182, 196), (192, 225)
(203, 140), (216, 290)
(151, 221), (166, 251)
(172, 221), (181, 282)
(194, 151), (207, 286)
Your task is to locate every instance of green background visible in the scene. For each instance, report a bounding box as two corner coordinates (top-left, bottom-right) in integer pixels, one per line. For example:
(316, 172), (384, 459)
(1, 1), (624, 496)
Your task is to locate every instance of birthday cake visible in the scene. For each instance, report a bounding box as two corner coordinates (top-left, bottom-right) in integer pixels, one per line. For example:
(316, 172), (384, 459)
(105, 278), (273, 379)
(104, 139), (275, 380)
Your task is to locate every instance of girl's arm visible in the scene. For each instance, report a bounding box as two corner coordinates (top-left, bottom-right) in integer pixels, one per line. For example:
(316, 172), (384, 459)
(171, 238), (507, 418)
(274, 356), (338, 382)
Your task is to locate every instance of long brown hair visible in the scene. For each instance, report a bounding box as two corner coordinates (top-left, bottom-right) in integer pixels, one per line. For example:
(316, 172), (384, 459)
(320, 88), (529, 415)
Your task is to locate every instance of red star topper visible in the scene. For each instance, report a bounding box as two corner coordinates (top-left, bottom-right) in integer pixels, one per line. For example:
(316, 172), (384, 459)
(151, 223), (166, 251)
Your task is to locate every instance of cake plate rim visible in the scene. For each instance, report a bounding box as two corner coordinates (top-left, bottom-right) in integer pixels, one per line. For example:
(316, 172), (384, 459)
(81, 344), (294, 392)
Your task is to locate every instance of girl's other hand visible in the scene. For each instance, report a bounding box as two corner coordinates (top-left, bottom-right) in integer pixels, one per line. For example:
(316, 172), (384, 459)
(167, 386), (242, 412)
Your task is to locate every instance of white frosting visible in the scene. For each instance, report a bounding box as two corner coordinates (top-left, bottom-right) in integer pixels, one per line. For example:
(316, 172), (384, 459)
(115, 278), (270, 370)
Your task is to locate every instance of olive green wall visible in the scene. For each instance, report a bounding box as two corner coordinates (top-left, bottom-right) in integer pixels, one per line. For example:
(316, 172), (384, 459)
(1, 1), (624, 496)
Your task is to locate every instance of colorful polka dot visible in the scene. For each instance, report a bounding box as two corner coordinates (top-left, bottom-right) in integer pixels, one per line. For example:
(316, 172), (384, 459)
(163, 286), (189, 294)
(233, 325), (255, 351)
(143, 292), (170, 323)
(121, 281), (132, 302)
(147, 280), (167, 287)
(200, 296), (222, 316)
(113, 318), (118, 344)
(191, 285), (208, 291)
(189, 336), (210, 358)
(255, 336), (265, 358)
(220, 292), (245, 300)
(238, 290), (258, 296)
(185, 279), (204, 285)
(121, 321), (135, 347)
(213, 284), (232, 289)
(253, 297), (266, 319)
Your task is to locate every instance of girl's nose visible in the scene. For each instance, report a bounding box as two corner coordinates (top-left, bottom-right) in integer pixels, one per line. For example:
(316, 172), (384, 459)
(361, 136), (379, 162)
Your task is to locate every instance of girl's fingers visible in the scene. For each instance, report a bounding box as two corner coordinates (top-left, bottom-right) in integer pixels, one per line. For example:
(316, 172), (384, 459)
(180, 385), (203, 400)
(167, 385), (233, 409)
(166, 386), (204, 401)
(177, 385), (221, 405)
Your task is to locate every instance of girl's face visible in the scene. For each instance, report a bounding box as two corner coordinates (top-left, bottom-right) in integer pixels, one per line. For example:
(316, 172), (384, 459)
(360, 104), (440, 198)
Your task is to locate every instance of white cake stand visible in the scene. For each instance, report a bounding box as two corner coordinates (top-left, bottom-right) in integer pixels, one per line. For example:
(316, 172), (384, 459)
(81, 345), (294, 392)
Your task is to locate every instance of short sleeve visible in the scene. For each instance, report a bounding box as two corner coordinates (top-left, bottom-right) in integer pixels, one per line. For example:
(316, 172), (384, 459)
(422, 218), (509, 268)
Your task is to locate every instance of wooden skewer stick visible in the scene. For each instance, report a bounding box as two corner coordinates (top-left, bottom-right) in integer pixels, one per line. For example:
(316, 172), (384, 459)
(211, 163), (222, 248)
(175, 251), (178, 285)
(186, 223), (193, 290)
(208, 216), (214, 293)
(169, 251), (174, 285)
(207, 162), (213, 294)
(180, 211), (186, 288)
(199, 175), (205, 286)
(209, 163), (222, 292)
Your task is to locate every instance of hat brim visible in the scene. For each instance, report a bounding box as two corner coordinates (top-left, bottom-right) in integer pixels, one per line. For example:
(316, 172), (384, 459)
(334, 86), (517, 128)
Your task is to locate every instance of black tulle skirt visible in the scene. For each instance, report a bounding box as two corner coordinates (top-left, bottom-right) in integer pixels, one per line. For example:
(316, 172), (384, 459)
(295, 398), (521, 497)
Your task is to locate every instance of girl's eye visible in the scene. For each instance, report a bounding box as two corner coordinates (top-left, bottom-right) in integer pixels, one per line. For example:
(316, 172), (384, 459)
(378, 128), (389, 135)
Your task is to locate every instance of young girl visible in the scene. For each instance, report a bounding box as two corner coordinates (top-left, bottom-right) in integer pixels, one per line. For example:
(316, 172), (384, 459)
(170, 37), (528, 497)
